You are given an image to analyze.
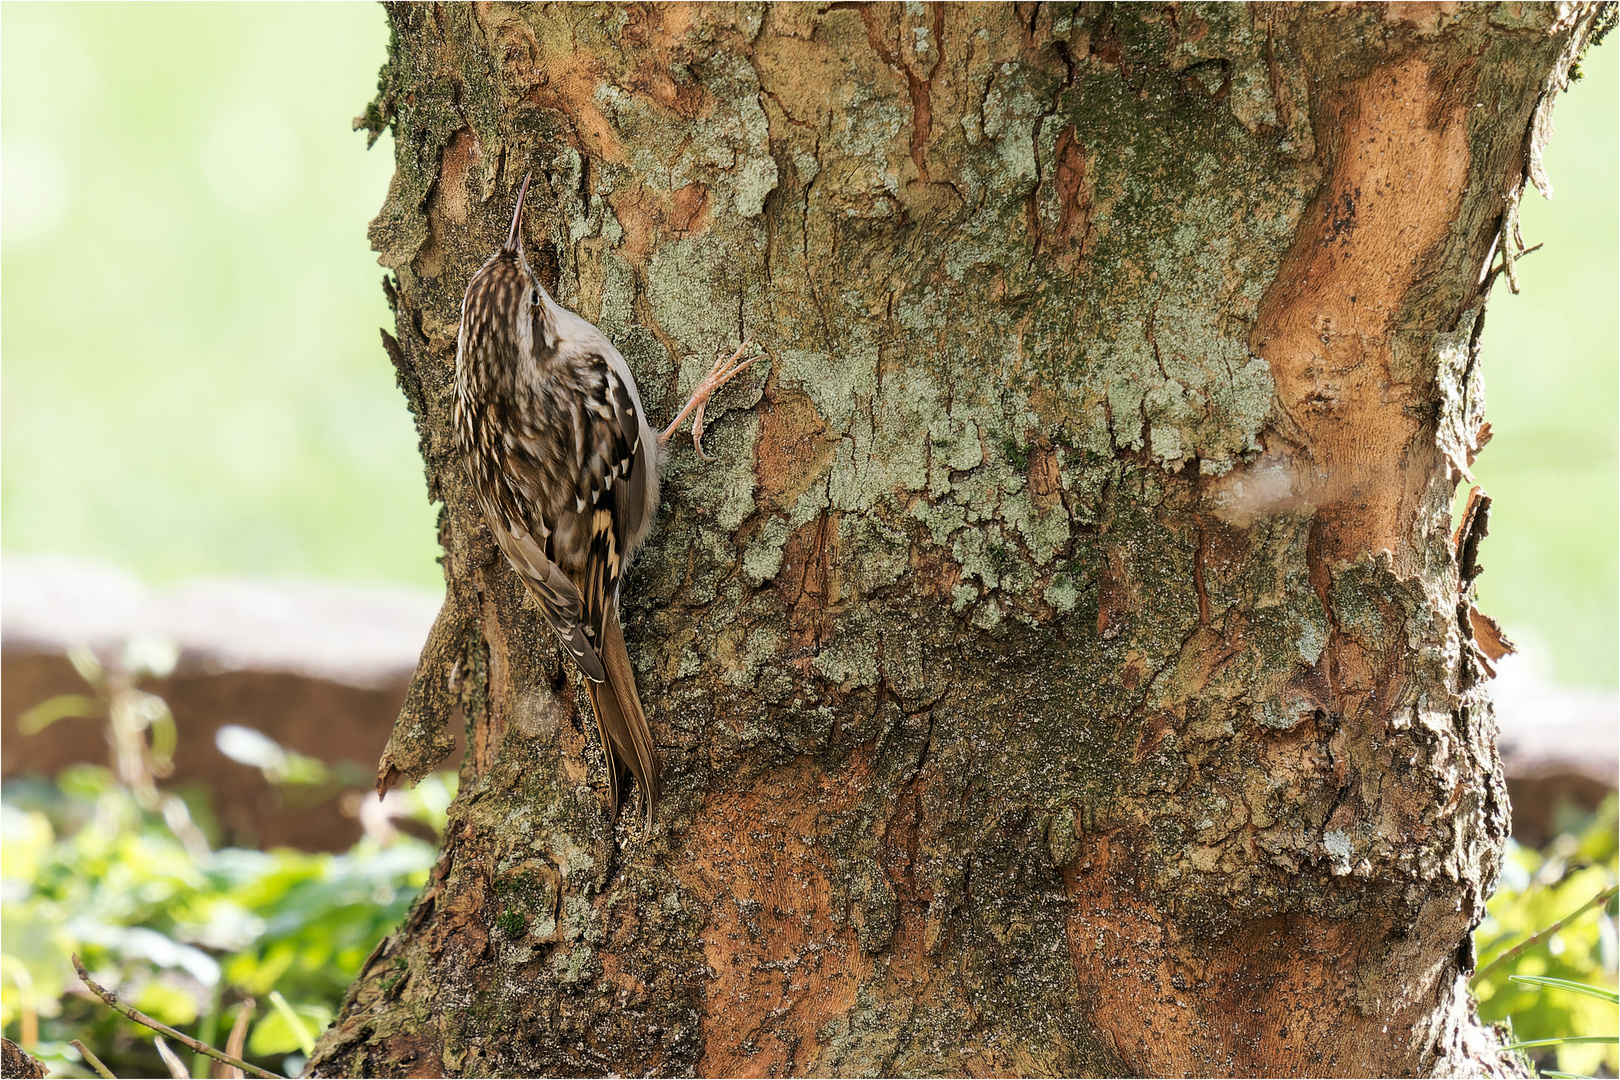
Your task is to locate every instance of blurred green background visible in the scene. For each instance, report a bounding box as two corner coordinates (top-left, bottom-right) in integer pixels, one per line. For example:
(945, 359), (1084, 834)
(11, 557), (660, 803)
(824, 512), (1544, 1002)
(2, 5), (1615, 688)
(1472, 40), (1619, 690)
(2, 3), (435, 588)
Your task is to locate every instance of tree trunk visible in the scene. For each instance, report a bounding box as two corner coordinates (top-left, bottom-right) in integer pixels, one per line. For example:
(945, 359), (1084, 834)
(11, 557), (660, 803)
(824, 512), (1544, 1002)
(311, 4), (1607, 1076)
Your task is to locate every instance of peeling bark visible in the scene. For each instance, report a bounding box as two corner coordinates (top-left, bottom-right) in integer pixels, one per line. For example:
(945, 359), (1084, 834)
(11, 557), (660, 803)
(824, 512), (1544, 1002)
(315, 4), (1609, 1077)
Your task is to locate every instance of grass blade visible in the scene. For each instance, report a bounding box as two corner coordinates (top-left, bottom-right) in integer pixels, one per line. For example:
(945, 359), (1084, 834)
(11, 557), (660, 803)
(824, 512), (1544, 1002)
(1508, 975), (1619, 1004)
(268, 990), (315, 1057)
(1501, 1036), (1618, 1050)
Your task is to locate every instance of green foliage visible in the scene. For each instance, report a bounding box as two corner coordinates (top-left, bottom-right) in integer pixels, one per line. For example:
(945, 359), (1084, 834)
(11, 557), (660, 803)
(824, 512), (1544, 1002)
(1, 760), (446, 1078)
(1473, 796), (1619, 1077)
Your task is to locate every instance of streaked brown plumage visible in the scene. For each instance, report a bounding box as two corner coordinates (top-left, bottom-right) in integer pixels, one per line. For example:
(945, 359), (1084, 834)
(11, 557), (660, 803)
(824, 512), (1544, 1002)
(453, 174), (754, 829)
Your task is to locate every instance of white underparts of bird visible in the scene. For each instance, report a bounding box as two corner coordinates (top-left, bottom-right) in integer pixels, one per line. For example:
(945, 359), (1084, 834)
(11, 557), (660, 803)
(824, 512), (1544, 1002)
(452, 172), (756, 830)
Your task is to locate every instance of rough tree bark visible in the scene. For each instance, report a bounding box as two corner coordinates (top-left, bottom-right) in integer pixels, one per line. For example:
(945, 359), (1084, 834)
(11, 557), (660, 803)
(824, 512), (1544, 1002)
(311, 3), (1609, 1076)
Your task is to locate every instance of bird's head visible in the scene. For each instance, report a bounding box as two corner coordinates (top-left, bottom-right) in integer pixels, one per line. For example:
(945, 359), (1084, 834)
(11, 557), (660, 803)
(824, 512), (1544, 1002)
(459, 173), (557, 368)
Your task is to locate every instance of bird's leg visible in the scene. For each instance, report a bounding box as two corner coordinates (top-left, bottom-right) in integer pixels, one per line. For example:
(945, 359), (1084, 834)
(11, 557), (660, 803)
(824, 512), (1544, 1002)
(659, 338), (756, 461)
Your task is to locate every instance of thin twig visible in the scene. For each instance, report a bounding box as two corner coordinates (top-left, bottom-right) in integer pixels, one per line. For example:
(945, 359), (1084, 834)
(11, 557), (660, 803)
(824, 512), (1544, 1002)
(70, 1039), (117, 1080)
(1498, 197), (1526, 294)
(70, 955), (283, 1080)
(1473, 883), (1619, 983)
(224, 999), (255, 1080)
(1482, 241), (1544, 293)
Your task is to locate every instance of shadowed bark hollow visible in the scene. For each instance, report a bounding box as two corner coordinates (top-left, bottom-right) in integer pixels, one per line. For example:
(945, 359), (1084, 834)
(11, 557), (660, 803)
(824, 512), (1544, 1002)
(312, 3), (1609, 1076)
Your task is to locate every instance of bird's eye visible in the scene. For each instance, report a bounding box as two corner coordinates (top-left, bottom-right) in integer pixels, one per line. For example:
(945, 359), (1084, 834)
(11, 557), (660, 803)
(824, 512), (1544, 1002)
(530, 290), (539, 306)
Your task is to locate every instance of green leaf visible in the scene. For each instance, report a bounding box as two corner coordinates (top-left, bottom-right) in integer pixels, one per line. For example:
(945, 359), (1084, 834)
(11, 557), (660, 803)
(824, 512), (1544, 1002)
(248, 998), (329, 1057)
(6, 751), (432, 1064)
(18, 695), (101, 734)
(1510, 975), (1620, 1004)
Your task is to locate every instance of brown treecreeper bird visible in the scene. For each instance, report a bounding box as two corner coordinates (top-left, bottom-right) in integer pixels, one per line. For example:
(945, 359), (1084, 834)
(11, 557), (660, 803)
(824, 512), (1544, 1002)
(453, 173), (754, 829)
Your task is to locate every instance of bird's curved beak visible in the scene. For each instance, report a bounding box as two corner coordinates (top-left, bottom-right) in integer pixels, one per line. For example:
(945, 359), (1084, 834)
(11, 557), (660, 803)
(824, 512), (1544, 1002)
(503, 173), (532, 254)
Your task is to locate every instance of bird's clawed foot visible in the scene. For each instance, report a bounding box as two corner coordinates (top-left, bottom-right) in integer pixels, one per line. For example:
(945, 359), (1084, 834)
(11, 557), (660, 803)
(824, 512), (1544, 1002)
(659, 338), (758, 461)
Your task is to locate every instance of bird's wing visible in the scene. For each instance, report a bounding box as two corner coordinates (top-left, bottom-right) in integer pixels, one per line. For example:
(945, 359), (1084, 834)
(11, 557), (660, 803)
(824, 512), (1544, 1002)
(573, 352), (650, 619)
(553, 310), (658, 558)
(601, 343), (659, 555)
(571, 348), (660, 822)
(488, 516), (607, 684)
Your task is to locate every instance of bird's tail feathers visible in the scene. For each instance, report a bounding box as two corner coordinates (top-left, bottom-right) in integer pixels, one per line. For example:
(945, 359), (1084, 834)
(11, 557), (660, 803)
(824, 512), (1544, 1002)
(585, 608), (659, 829)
